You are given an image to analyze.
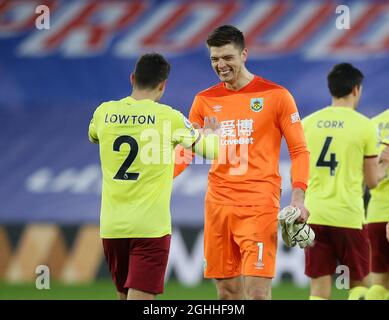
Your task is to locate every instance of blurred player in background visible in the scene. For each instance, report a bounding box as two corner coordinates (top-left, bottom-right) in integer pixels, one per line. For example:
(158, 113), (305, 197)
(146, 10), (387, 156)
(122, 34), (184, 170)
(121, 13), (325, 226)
(174, 25), (310, 300)
(88, 53), (219, 300)
(302, 63), (389, 300)
(365, 109), (389, 300)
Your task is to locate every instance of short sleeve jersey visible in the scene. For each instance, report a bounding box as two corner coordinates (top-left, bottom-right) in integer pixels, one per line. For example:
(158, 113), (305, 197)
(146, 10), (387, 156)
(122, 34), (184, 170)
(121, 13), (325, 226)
(302, 106), (379, 229)
(89, 96), (199, 238)
(367, 109), (389, 223)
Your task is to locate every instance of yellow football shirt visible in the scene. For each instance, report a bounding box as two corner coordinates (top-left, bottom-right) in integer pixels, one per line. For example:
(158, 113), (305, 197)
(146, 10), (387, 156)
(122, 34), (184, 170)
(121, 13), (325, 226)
(88, 96), (199, 238)
(367, 109), (389, 223)
(302, 106), (379, 229)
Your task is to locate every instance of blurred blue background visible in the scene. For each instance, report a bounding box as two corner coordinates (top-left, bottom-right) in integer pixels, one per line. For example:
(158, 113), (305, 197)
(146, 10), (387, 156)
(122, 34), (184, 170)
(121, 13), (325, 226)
(0, 0), (388, 225)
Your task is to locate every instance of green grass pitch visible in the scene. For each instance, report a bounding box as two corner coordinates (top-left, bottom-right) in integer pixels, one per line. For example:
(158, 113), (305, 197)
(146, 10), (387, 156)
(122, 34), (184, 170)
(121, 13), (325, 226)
(0, 279), (348, 300)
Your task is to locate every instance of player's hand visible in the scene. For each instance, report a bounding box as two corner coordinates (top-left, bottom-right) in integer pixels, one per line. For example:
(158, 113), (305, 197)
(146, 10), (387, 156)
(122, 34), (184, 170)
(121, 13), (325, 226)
(203, 116), (220, 136)
(379, 146), (389, 164)
(191, 122), (202, 134)
(386, 222), (389, 242)
(292, 204), (309, 223)
(278, 206), (315, 248)
(290, 188), (309, 223)
(192, 122), (201, 130)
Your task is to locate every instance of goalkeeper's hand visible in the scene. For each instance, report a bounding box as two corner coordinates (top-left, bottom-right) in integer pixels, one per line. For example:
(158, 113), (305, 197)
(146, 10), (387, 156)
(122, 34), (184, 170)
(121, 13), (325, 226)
(203, 116), (220, 136)
(278, 206), (315, 249)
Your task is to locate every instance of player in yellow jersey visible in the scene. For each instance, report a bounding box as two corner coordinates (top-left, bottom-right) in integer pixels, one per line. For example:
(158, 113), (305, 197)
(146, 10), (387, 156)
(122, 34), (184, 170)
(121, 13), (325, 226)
(88, 53), (219, 300)
(365, 109), (389, 300)
(302, 63), (383, 300)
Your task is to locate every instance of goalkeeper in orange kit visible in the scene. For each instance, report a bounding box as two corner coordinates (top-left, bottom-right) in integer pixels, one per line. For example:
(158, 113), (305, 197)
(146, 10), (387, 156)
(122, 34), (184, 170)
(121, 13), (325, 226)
(174, 25), (310, 300)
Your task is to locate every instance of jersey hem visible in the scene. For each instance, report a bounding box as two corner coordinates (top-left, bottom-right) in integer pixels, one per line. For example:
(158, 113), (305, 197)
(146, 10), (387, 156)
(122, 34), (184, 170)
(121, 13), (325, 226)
(366, 218), (389, 224)
(308, 221), (363, 229)
(204, 272), (275, 279)
(100, 231), (172, 239)
(205, 199), (279, 208)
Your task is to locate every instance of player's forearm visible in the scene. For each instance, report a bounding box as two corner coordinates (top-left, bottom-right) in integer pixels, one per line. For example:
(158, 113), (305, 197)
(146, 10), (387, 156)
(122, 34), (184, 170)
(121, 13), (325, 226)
(284, 124), (310, 187)
(291, 188), (305, 205)
(378, 145), (389, 182)
(290, 148), (310, 190)
(174, 133), (218, 178)
(192, 132), (219, 160)
(378, 161), (389, 182)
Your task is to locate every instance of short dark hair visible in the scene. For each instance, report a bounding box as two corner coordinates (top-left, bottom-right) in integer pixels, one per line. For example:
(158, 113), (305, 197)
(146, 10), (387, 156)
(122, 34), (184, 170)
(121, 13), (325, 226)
(133, 53), (170, 89)
(327, 63), (364, 98)
(206, 25), (245, 51)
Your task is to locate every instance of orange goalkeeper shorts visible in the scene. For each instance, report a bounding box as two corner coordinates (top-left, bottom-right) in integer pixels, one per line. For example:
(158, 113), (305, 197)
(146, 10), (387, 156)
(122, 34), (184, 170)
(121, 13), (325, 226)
(203, 201), (278, 279)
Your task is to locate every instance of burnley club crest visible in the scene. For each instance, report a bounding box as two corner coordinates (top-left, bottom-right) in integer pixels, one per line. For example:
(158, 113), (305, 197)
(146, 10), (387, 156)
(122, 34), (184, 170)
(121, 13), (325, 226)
(250, 98), (263, 112)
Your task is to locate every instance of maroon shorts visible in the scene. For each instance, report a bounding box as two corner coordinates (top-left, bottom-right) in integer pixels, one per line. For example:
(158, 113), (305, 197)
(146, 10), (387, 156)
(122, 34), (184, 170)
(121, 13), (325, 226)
(102, 235), (171, 295)
(304, 224), (370, 281)
(367, 222), (389, 273)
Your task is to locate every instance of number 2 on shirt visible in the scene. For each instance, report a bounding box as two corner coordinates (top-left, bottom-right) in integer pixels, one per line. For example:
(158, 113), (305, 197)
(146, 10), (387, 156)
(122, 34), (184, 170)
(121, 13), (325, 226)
(113, 135), (140, 180)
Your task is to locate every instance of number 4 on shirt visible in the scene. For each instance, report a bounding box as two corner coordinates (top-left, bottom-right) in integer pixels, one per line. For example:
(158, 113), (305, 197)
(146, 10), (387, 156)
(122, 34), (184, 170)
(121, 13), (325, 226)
(316, 136), (338, 176)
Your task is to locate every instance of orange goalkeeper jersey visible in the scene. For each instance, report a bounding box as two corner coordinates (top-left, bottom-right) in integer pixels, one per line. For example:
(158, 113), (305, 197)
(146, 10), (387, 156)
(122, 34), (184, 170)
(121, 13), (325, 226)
(175, 76), (309, 207)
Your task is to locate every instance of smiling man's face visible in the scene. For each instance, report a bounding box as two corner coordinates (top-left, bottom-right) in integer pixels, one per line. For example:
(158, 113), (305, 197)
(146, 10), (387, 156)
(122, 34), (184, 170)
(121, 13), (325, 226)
(209, 43), (247, 86)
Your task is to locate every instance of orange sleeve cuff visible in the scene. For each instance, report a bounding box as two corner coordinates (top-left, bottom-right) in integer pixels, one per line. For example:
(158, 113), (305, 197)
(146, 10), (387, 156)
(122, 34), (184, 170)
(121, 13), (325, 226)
(292, 182), (307, 192)
(173, 145), (194, 178)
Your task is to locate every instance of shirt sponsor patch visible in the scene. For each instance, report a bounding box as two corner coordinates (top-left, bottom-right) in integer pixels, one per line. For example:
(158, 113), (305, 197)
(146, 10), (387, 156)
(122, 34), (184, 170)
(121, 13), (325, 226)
(291, 112), (300, 123)
(212, 105), (223, 112)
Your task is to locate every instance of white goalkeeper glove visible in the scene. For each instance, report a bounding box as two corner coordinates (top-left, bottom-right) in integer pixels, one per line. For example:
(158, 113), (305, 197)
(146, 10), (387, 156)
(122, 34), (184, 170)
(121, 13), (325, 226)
(278, 206), (315, 249)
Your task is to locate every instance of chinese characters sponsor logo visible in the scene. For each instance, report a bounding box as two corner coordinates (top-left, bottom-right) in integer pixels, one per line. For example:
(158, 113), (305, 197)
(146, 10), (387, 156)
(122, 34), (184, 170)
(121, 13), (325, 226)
(220, 119), (254, 145)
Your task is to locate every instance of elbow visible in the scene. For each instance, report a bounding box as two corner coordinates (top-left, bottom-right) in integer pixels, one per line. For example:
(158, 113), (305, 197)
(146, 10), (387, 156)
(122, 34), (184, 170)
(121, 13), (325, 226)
(366, 182), (377, 189)
(366, 178), (378, 189)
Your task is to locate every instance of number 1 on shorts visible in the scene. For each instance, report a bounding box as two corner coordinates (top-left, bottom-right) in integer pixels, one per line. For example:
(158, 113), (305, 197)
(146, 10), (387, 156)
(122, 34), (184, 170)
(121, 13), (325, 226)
(257, 242), (264, 268)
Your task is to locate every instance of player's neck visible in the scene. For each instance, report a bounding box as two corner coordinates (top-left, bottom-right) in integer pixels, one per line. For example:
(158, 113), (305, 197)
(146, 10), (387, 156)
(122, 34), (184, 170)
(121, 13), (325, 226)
(331, 98), (355, 109)
(225, 68), (254, 91)
(131, 89), (159, 102)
